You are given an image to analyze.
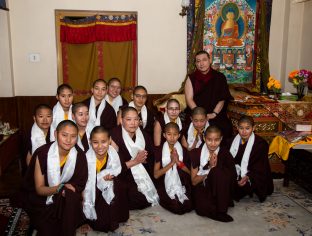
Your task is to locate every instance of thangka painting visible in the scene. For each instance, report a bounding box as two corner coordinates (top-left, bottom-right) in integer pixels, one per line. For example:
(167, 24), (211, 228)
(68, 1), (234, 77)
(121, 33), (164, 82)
(204, 0), (257, 84)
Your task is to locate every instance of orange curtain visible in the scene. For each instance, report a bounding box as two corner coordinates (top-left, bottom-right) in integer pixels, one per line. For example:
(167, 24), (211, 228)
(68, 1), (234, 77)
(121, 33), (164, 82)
(60, 14), (137, 102)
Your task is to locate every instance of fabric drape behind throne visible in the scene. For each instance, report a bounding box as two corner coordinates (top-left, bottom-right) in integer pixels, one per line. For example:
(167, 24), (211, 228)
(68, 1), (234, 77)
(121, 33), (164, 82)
(153, 0), (272, 110)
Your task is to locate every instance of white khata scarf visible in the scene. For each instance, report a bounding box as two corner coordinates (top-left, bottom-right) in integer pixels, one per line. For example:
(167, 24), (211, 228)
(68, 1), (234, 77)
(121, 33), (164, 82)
(164, 112), (182, 131)
(89, 96), (106, 127)
(76, 122), (94, 152)
(187, 121), (209, 149)
(50, 102), (73, 141)
(230, 132), (255, 178)
(105, 94), (123, 114)
(197, 145), (220, 176)
(46, 141), (77, 205)
(129, 101), (148, 128)
(122, 126), (159, 205)
(162, 141), (188, 203)
(31, 122), (49, 154)
(83, 146), (121, 220)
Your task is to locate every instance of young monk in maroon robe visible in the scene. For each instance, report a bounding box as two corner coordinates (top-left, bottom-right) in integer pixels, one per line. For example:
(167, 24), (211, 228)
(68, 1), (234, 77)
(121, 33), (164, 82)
(20, 120), (88, 236)
(105, 77), (128, 114)
(228, 115), (274, 202)
(154, 122), (192, 214)
(50, 84), (74, 141)
(154, 99), (185, 146)
(23, 104), (53, 171)
(185, 50), (233, 140)
(111, 107), (159, 210)
(83, 79), (117, 131)
(118, 85), (155, 138)
(72, 102), (92, 152)
(181, 107), (209, 151)
(190, 125), (236, 222)
(82, 126), (129, 233)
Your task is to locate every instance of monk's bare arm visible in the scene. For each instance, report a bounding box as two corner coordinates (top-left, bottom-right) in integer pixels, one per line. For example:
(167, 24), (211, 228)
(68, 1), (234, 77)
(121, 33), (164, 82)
(34, 157), (59, 196)
(191, 166), (206, 186)
(154, 160), (175, 179)
(153, 121), (162, 146)
(26, 151), (32, 166)
(185, 78), (197, 109)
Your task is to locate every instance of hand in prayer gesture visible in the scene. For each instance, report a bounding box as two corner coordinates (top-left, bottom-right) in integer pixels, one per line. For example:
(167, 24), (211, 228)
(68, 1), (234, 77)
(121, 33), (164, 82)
(209, 152), (218, 169)
(170, 148), (179, 165)
(104, 174), (114, 181)
(134, 150), (148, 164)
(238, 175), (249, 187)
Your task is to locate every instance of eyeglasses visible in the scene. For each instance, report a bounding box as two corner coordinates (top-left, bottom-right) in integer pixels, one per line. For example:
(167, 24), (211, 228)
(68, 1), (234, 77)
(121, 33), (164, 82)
(134, 94), (147, 99)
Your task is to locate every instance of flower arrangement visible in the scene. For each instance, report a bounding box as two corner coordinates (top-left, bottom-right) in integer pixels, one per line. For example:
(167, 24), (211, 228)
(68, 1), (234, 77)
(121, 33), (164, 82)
(267, 76), (281, 94)
(289, 69), (312, 99)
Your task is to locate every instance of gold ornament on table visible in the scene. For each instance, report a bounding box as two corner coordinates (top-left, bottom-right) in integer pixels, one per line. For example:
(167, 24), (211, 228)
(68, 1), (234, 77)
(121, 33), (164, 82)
(267, 76), (281, 100)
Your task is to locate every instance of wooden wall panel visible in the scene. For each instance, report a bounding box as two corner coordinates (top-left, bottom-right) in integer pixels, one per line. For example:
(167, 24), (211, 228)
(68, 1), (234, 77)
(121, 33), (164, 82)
(0, 97), (18, 128)
(16, 96), (56, 133)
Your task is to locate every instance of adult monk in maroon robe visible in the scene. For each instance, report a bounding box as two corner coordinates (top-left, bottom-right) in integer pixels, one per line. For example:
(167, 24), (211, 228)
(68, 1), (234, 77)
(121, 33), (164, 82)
(111, 107), (159, 210)
(190, 125), (236, 222)
(228, 115), (273, 202)
(83, 79), (117, 131)
(20, 120), (88, 236)
(185, 50), (233, 140)
(118, 85), (155, 139)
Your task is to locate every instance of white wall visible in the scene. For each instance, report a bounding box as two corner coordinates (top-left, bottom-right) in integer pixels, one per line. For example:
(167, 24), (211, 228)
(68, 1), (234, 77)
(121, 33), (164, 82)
(269, 0), (312, 93)
(0, 10), (14, 97)
(4, 0), (312, 96)
(8, 0), (187, 95)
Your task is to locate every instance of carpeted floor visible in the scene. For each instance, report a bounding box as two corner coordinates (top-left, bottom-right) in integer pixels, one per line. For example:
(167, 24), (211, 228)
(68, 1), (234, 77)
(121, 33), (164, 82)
(76, 179), (312, 236)
(1, 179), (312, 236)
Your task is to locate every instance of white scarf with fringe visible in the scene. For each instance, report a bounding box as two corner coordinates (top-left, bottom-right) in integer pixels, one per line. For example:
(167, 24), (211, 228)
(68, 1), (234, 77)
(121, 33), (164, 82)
(83, 146), (121, 220)
(46, 141), (77, 205)
(230, 133), (255, 178)
(162, 141), (188, 203)
(122, 126), (159, 205)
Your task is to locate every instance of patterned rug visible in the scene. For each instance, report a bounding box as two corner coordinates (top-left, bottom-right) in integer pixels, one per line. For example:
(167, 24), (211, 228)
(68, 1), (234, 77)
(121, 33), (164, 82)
(0, 199), (29, 236)
(1, 179), (312, 236)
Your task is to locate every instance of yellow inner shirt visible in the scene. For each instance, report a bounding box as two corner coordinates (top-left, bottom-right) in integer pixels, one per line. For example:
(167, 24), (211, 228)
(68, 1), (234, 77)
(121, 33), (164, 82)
(64, 113), (69, 120)
(96, 153), (108, 173)
(60, 154), (68, 168)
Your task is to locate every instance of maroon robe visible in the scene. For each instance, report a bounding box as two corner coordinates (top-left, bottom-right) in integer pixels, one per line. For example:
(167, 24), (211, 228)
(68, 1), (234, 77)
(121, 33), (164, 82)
(154, 144), (192, 214)
(155, 112), (185, 145)
(87, 155), (129, 232)
(83, 97), (117, 131)
(227, 135), (274, 202)
(20, 142), (88, 236)
(190, 146), (236, 217)
(188, 69), (233, 139)
(80, 132), (89, 153)
(110, 125), (155, 210)
(21, 127), (51, 175)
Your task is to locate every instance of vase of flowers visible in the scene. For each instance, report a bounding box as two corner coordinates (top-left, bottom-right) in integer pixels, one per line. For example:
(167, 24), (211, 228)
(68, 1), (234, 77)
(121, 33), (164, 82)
(267, 76), (281, 100)
(289, 69), (312, 100)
